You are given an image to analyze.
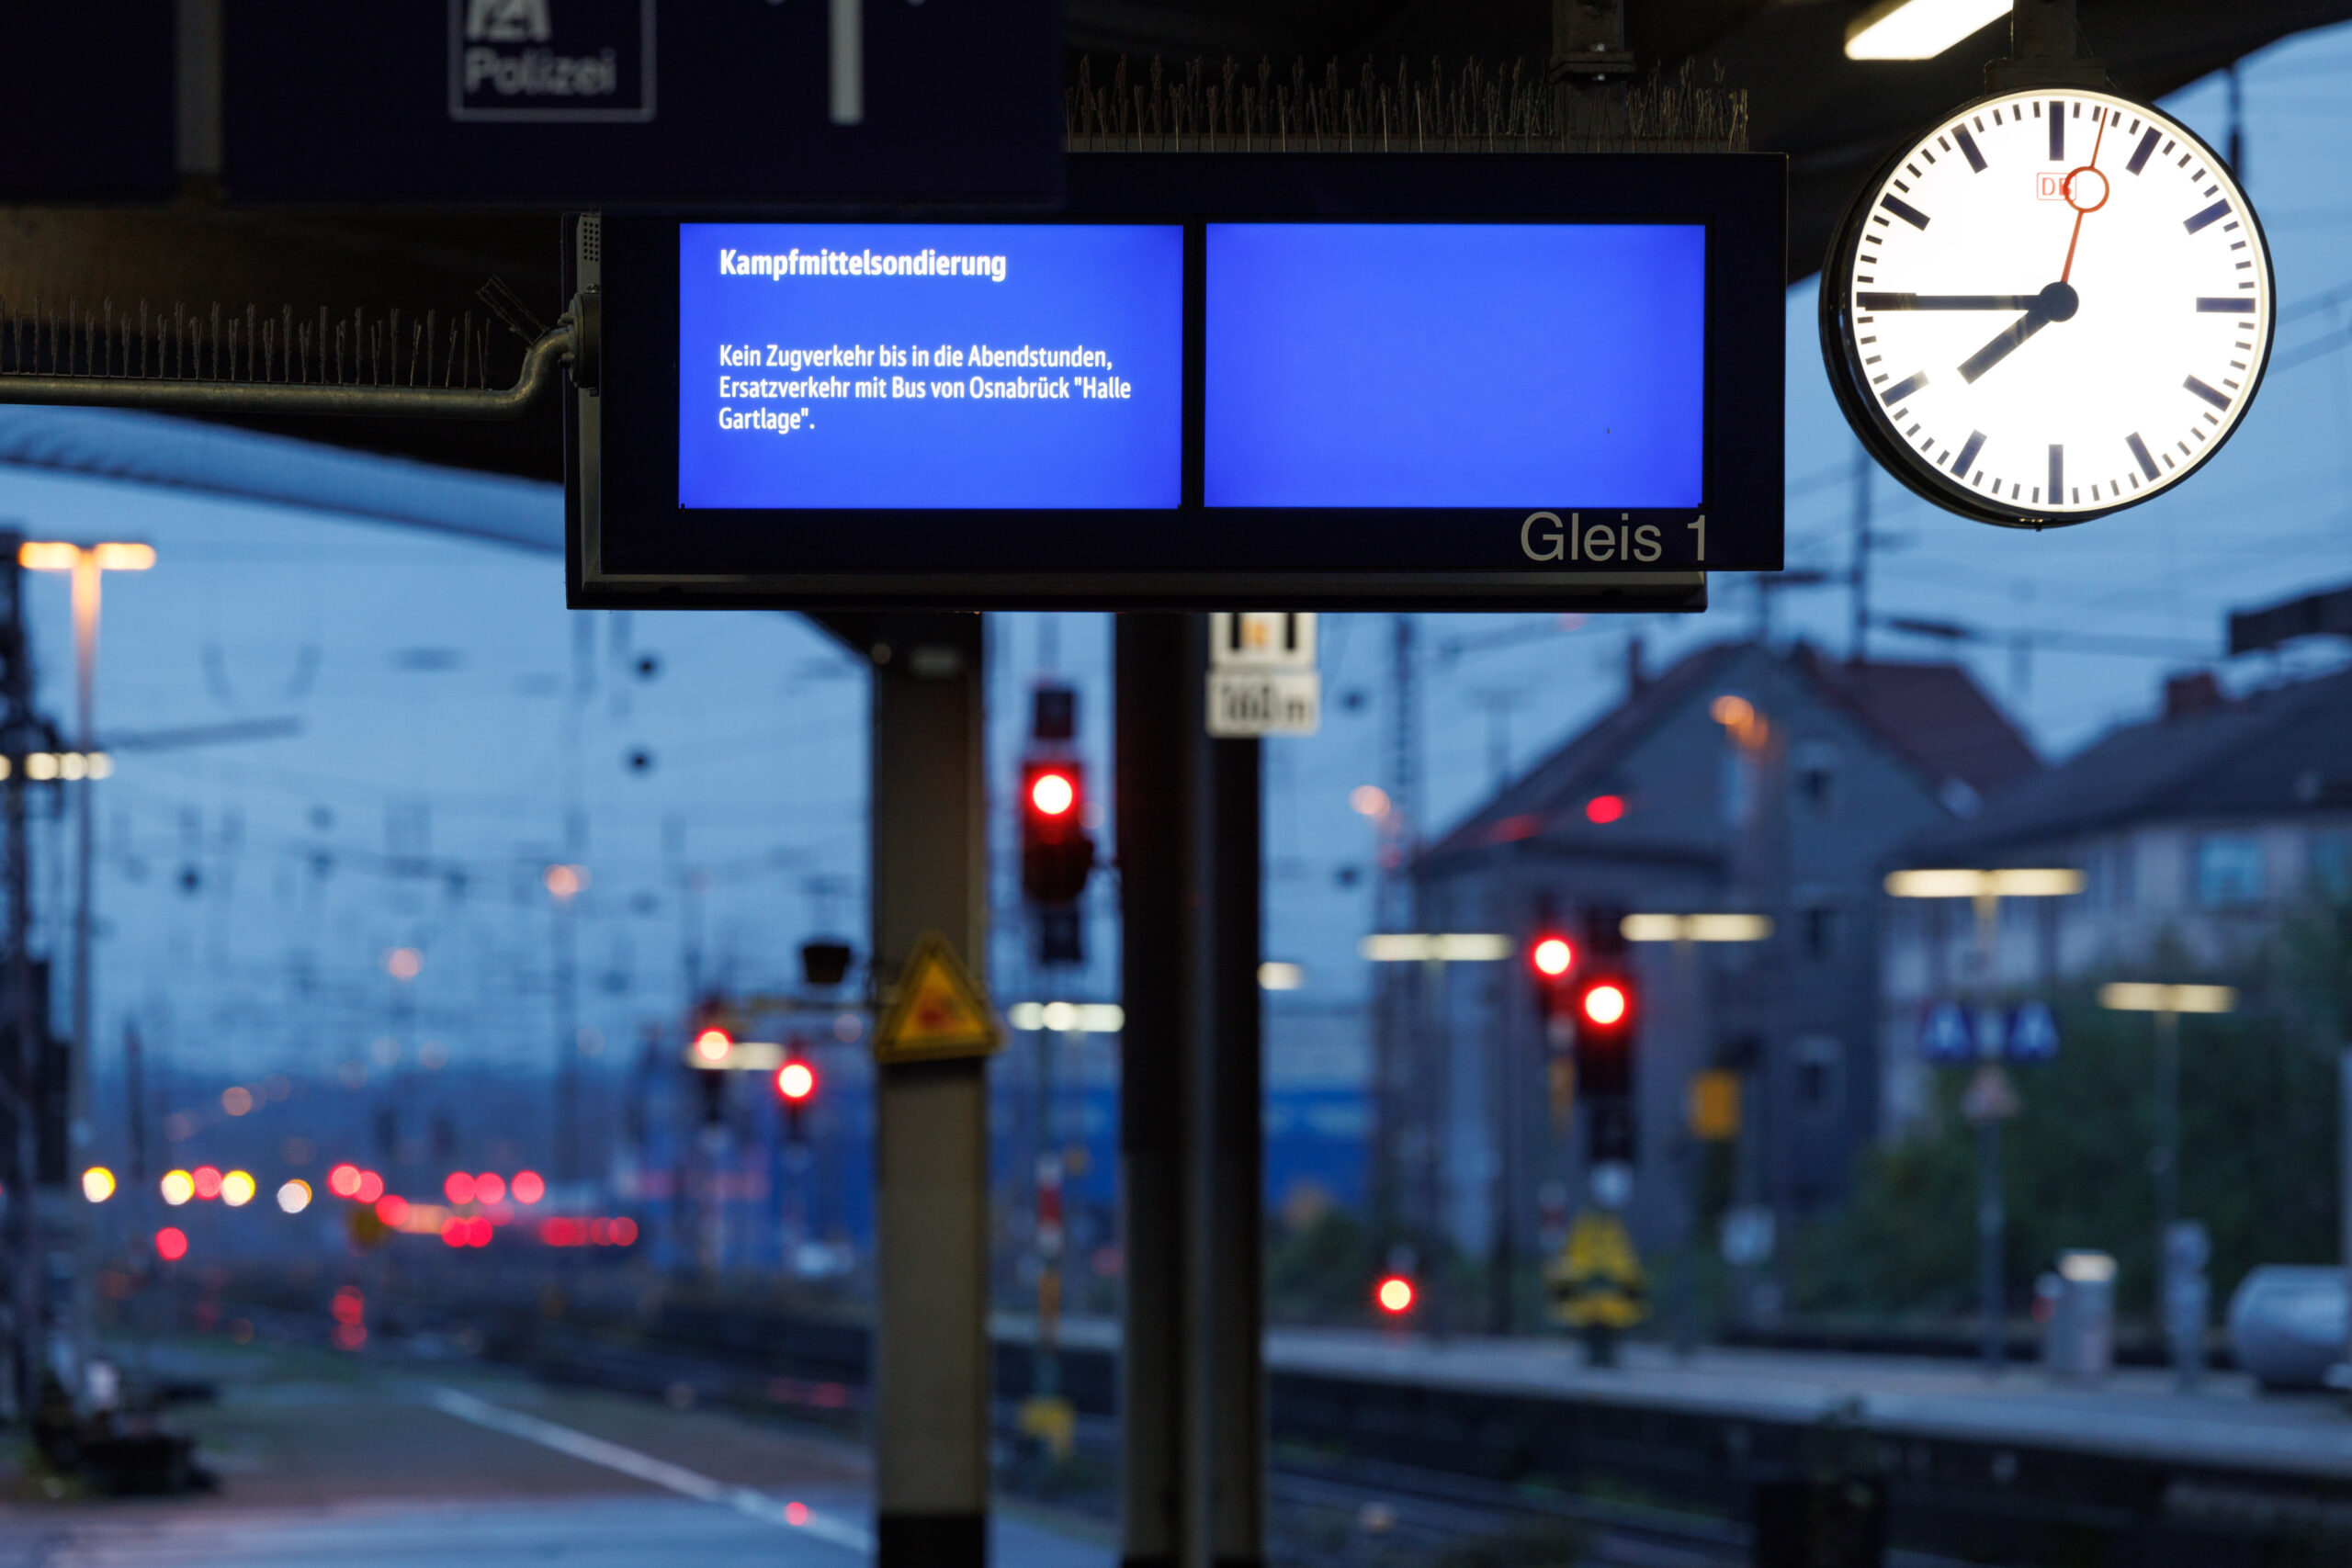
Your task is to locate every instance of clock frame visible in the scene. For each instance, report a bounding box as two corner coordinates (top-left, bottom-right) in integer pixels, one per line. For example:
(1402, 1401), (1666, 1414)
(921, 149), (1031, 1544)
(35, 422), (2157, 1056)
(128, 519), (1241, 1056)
(1822, 88), (2274, 530)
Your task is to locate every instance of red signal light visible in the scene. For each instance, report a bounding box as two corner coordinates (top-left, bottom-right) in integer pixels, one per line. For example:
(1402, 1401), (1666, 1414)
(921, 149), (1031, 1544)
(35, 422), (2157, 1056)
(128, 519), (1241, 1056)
(1028, 768), (1077, 818)
(475, 1172), (506, 1204)
(1585, 794), (1626, 824)
(1531, 936), (1575, 978)
(693, 1027), (733, 1064)
(1374, 1274), (1416, 1315)
(444, 1172), (477, 1205)
(331, 1286), (365, 1325)
(154, 1226), (188, 1262)
(192, 1166), (223, 1201)
(511, 1170), (546, 1205)
(776, 1061), (817, 1103)
(375, 1194), (410, 1228)
(1581, 982), (1629, 1027)
(327, 1163), (363, 1199)
(441, 1216), (468, 1247)
(465, 1215), (492, 1247)
(355, 1169), (385, 1204)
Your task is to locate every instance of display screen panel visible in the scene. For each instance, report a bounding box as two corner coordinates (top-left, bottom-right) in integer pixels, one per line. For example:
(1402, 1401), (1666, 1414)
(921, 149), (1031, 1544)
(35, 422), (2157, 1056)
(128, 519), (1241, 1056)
(1205, 223), (1706, 509)
(571, 154), (1787, 609)
(677, 222), (1184, 510)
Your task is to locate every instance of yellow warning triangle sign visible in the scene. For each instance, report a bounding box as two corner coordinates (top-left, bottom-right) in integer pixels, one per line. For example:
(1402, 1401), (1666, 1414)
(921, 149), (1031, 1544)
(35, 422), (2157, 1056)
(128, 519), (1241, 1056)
(872, 931), (1003, 1063)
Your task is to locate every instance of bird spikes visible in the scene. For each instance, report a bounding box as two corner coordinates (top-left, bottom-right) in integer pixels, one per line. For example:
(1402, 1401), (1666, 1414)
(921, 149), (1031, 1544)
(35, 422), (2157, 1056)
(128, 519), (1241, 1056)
(1067, 55), (1747, 153)
(0, 277), (546, 389)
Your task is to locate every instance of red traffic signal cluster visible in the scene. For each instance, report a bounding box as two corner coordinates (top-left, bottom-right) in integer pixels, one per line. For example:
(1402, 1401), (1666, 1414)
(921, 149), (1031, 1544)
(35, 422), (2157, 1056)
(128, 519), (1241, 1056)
(1020, 760), (1097, 904)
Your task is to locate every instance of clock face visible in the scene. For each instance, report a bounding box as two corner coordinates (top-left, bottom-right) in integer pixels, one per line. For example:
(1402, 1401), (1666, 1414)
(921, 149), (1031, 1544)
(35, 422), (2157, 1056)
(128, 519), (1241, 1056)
(1824, 89), (2273, 527)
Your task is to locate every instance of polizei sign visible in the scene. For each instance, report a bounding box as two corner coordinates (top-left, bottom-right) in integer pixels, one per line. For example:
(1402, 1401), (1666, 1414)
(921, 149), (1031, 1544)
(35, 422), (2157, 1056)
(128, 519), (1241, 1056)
(450, 0), (653, 123)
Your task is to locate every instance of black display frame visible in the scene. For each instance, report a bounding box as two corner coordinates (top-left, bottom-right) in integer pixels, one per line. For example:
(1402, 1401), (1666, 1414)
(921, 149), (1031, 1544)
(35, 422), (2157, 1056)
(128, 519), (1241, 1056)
(568, 153), (1785, 610)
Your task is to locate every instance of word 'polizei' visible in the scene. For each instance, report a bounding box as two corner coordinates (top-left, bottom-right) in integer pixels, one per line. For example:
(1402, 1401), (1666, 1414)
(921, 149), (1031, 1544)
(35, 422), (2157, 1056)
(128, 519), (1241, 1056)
(1520, 512), (1713, 565)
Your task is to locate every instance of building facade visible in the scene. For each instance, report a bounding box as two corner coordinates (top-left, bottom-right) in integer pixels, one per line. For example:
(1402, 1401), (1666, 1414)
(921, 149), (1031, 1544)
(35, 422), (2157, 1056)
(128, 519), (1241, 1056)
(1392, 640), (2038, 1292)
(1880, 666), (2352, 1130)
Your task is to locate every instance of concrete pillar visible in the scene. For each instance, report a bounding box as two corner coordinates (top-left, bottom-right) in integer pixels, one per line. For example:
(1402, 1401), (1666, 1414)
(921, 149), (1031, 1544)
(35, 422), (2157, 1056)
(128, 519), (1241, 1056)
(863, 612), (991, 1567)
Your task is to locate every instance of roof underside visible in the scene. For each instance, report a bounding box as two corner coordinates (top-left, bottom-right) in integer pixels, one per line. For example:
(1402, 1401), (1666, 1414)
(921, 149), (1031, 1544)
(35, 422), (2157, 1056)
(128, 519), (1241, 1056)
(0, 3), (2338, 485)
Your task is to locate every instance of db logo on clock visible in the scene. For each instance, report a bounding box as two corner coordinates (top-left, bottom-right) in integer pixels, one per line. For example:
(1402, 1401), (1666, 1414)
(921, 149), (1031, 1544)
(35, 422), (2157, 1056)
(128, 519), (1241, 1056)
(2035, 173), (2065, 201)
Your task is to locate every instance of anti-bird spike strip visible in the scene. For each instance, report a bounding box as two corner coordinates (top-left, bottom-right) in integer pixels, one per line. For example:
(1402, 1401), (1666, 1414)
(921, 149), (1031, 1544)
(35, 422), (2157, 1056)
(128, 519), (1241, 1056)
(1067, 54), (1747, 152)
(0, 281), (575, 420)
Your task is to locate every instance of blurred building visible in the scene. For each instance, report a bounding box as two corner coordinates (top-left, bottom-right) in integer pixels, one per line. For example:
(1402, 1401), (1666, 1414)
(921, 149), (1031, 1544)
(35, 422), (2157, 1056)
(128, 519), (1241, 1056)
(1880, 662), (2352, 1128)
(1396, 639), (2037, 1282)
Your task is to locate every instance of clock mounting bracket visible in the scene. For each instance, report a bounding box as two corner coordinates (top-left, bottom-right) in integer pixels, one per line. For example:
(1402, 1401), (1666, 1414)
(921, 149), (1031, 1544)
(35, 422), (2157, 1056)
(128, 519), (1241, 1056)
(1984, 0), (2111, 94)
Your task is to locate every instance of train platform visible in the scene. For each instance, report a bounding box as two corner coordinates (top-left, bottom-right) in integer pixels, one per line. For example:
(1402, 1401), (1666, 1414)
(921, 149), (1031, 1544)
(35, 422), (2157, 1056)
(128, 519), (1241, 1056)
(1020, 1314), (2352, 1482)
(0, 1339), (1111, 1568)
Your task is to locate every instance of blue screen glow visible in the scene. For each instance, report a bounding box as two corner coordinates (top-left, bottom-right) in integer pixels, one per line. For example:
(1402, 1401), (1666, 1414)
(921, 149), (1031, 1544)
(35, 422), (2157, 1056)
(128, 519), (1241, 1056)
(678, 223), (1183, 510)
(1204, 224), (1706, 508)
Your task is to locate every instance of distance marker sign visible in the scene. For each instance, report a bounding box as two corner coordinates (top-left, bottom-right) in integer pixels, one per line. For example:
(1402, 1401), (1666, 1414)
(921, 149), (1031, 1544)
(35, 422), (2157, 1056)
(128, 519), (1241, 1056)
(568, 154), (1787, 610)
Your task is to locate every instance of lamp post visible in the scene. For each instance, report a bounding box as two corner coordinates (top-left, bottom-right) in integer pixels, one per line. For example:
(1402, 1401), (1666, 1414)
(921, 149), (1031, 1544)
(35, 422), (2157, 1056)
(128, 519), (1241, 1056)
(1885, 866), (2082, 1374)
(2098, 981), (2236, 1389)
(19, 539), (152, 1401)
(1621, 912), (1773, 1353)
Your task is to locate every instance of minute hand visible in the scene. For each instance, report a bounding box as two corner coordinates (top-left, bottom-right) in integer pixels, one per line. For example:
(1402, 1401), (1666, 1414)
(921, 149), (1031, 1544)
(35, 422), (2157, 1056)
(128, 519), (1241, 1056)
(1859, 293), (2043, 310)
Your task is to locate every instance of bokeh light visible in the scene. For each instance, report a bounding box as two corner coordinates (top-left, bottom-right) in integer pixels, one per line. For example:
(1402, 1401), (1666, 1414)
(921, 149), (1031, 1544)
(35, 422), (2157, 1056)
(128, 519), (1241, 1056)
(511, 1170), (546, 1205)
(154, 1227), (188, 1262)
(474, 1172), (506, 1204)
(193, 1166), (224, 1201)
(81, 1167), (116, 1203)
(160, 1169), (195, 1206)
(327, 1163), (363, 1199)
(277, 1179), (312, 1214)
(444, 1171), (477, 1205)
(220, 1169), (257, 1207)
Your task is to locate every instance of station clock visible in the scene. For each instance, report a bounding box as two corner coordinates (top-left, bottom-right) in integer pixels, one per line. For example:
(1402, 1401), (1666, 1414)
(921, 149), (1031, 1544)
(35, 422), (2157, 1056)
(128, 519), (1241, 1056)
(1823, 89), (2273, 528)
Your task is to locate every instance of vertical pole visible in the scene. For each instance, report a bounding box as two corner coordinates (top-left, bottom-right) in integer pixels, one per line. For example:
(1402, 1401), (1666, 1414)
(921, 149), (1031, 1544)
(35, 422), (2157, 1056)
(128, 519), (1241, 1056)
(2154, 1006), (2181, 1382)
(1973, 889), (2004, 1375)
(1977, 1117), (2004, 1373)
(1198, 614), (1264, 1568)
(1849, 446), (1871, 663)
(0, 532), (38, 1424)
(1117, 613), (1190, 1568)
(2339, 1047), (2351, 1369)
(869, 613), (989, 1568)
(67, 557), (100, 1394)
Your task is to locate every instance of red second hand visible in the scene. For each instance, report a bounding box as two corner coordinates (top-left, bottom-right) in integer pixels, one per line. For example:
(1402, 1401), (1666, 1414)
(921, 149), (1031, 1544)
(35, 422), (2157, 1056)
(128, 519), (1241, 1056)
(2060, 109), (2111, 284)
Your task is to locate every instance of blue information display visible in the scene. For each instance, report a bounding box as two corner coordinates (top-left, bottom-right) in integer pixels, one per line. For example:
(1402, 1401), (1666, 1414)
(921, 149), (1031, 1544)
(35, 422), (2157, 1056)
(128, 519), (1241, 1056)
(1205, 224), (1707, 508)
(677, 223), (1184, 511)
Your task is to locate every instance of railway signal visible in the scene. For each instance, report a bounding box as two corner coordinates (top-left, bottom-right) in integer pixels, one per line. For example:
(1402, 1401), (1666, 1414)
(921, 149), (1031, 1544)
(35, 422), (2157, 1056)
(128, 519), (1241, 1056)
(1020, 683), (1096, 964)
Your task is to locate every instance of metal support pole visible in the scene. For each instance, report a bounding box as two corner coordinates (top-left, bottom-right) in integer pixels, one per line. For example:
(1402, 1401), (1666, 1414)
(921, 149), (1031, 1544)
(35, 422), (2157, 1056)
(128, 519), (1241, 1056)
(2154, 1006), (2182, 1382)
(1977, 1117), (2004, 1373)
(0, 533), (38, 1424)
(1116, 614), (1264, 1568)
(865, 613), (989, 1567)
(1116, 613), (1191, 1568)
(2340, 1047), (2351, 1371)
(1197, 617), (1265, 1568)
(1973, 889), (2004, 1376)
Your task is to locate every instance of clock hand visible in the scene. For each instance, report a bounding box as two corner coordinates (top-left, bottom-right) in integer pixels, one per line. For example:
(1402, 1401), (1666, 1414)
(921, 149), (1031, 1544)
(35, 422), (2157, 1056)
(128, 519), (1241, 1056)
(2059, 109), (2112, 285)
(1859, 293), (2043, 310)
(1957, 280), (2079, 384)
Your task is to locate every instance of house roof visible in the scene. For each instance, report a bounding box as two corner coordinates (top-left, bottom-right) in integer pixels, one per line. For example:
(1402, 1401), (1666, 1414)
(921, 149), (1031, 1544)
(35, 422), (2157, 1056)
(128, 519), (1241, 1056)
(1900, 664), (2352, 865)
(1419, 639), (2037, 874)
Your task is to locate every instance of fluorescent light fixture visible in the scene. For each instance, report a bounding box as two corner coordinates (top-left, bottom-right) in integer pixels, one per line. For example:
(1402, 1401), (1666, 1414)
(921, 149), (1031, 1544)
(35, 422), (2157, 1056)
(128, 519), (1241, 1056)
(2057, 1250), (2116, 1283)
(1845, 0), (2010, 61)
(1008, 1001), (1126, 1032)
(1884, 868), (2085, 898)
(2098, 982), (2236, 1015)
(1258, 961), (1306, 991)
(1622, 913), (1774, 942)
(1359, 933), (1514, 963)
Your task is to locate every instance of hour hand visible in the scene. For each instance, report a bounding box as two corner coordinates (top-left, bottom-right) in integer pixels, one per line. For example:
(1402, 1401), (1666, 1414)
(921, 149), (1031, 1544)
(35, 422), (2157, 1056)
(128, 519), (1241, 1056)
(1858, 293), (2042, 310)
(1954, 281), (2081, 383)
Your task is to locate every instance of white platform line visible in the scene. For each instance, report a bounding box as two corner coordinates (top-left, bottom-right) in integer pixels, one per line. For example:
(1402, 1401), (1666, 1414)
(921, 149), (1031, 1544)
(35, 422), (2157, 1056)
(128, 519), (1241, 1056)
(425, 1385), (873, 1555)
